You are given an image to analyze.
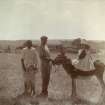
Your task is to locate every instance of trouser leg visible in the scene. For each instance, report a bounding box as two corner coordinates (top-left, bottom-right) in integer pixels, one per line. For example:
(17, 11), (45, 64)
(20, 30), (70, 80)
(30, 70), (36, 96)
(31, 77), (36, 95)
(24, 70), (36, 96)
(41, 64), (51, 94)
(24, 80), (30, 95)
(24, 81), (27, 93)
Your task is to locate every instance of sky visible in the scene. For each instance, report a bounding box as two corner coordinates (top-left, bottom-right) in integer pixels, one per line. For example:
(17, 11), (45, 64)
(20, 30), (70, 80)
(0, 0), (105, 40)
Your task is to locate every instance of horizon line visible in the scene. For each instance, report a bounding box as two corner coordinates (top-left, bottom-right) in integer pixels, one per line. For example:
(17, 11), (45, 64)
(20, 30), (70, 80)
(0, 38), (104, 41)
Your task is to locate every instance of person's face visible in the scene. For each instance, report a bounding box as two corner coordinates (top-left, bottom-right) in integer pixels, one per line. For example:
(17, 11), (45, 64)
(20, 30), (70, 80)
(80, 44), (85, 49)
(41, 39), (47, 45)
(27, 42), (32, 48)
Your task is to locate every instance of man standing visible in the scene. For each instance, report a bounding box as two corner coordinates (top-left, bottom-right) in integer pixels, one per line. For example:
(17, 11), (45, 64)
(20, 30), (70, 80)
(21, 40), (38, 96)
(39, 36), (52, 97)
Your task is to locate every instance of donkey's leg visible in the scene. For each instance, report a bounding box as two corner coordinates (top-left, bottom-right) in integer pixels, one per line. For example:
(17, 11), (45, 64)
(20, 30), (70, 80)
(96, 73), (105, 103)
(96, 73), (105, 91)
(71, 78), (82, 104)
(71, 78), (77, 97)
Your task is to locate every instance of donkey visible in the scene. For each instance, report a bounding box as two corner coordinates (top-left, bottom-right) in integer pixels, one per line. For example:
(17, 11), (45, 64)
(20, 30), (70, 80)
(53, 53), (105, 101)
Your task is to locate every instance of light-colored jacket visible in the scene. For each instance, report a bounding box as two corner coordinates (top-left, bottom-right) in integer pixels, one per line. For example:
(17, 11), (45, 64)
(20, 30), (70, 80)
(39, 45), (51, 61)
(73, 49), (95, 71)
(21, 47), (39, 69)
(39, 44), (52, 71)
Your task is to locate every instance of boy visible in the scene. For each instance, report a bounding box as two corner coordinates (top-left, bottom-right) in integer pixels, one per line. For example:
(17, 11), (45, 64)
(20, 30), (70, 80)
(21, 40), (38, 96)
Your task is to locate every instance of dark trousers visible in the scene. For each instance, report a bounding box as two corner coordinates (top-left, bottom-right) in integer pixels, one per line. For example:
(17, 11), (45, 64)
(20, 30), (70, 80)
(41, 61), (51, 94)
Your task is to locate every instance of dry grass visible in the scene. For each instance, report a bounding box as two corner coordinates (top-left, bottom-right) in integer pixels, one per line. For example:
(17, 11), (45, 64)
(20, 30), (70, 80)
(0, 52), (105, 105)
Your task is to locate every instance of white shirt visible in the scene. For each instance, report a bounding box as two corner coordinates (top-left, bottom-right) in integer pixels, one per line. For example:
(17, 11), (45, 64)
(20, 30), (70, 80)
(21, 47), (39, 68)
(73, 49), (95, 71)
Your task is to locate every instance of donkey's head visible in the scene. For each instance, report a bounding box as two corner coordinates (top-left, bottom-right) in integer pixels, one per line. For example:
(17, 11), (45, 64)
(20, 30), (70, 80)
(53, 54), (72, 66)
(53, 54), (75, 75)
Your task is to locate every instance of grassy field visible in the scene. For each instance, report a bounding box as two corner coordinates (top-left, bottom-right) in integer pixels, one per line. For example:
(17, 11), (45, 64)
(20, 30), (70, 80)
(0, 52), (105, 105)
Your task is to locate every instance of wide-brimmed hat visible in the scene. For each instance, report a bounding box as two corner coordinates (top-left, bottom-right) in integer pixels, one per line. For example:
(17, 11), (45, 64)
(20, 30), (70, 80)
(80, 39), (90, 49)
(80, 39), (88, 45)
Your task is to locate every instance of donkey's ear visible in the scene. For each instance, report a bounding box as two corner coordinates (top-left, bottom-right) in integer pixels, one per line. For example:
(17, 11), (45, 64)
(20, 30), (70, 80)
(66, 58), (72, 63)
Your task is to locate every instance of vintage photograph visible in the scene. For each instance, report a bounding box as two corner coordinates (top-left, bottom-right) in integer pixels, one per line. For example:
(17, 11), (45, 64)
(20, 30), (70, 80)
(0, 0), (105, 105)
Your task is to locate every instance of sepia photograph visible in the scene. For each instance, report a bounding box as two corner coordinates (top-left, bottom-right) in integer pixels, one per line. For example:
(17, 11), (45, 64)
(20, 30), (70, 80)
(0, 0), (105, 105)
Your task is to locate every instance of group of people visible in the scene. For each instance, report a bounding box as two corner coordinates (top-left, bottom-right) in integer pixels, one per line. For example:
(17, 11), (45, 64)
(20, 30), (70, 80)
(21, 36), (52, 97)
(21, 36), (95, 98)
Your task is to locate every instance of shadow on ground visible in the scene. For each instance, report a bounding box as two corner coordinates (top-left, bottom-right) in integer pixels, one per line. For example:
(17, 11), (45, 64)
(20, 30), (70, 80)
(0, 94), (103, 105)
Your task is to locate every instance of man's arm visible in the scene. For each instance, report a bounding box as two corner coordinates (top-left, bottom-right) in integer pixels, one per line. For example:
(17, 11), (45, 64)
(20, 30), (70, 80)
(33, 49), (39, 71)
(21, 49), (26, 72)
(21, 58), (26, 72)
(39, 46), (46, 59)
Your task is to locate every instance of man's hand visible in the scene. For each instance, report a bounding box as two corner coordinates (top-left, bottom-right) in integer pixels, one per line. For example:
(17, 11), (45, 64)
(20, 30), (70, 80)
(34, 67), (38, 73)
(50, 59), (55, 65)
(33, 64), (38, 73)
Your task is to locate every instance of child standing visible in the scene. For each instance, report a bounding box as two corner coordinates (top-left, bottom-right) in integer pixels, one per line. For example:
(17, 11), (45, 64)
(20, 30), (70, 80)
(21, 40), (39, 96)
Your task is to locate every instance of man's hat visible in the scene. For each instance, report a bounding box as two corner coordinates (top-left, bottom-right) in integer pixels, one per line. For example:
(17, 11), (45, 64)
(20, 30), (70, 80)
(80, 39), (90, 49)
(40, 36), (48, 40)
(80, 39), (88, 45)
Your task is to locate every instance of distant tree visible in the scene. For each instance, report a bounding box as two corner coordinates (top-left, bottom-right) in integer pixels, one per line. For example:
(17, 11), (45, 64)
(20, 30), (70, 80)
(8, 45), (11, 53)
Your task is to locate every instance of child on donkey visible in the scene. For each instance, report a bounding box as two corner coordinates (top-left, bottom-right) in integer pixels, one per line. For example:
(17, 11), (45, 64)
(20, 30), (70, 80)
(72, 39), (95, 71)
